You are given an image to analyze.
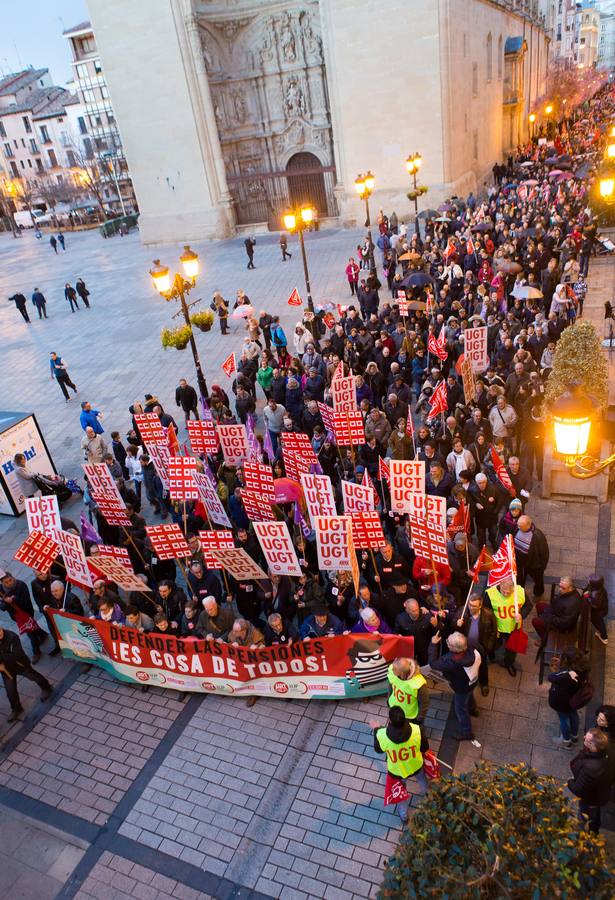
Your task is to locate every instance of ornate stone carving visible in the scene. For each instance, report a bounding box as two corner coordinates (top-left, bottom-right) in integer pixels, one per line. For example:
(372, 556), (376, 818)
(211, 17), (252, 43)
(300, 11), (322, 62)
(284, 77), (305, 119)
(230, 87), (249, 123)
(279, 12), (297, 63)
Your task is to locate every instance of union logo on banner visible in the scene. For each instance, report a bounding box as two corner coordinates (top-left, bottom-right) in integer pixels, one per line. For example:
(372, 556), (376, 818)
(287, 287), (302, 306)
(332, 410), (365, 446)
(145, 524), (191, 560)
(243, 461), (275, 499)
(167, 456), (199, 500)
(222, 352), (237, 377)
(349, 512), (386, 549)
(134, 413), (167, 445)
(198, 529), (235, 567)
(187, 419), (219, 455)
(14, 530), (60, 574)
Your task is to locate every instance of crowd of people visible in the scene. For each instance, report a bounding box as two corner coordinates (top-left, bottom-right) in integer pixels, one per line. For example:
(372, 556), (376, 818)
(2, 85), (615, 833)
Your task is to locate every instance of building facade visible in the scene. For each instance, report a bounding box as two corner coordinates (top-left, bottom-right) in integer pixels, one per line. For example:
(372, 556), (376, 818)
(63, 21), (137, 216)
(86, 0), (550, 244)
(578, 1), (601, 67)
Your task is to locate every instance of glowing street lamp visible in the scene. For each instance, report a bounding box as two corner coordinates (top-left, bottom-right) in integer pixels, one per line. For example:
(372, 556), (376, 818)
(355, 172), (376, 271)
(599, 176), (615, 200)
(282, 205), (316, 311)
(149, 247), (208, 399)
(545, 103), (554, 115)
(405, 152), (423, 234)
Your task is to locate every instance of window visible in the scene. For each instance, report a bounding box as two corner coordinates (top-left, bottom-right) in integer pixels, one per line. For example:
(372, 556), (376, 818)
(60, 131), (70, 147)
(100, 85), (109, 100)
(472, 62), (478, 97)
(78, 116), (87, 134)
(0, 122), (5, 138)
(20, 160), (25, 170)
(27, 158), (32, 168)
(13, 139), (18, 149)
(29, 138), (38, 154)
(472, 130), (479, 161)
(39, 125), (50, 143)
(20, 138), (25, 148)
(22, 115), (31, 133)
(78, 36), (96, 54)
(83, 137), (93, 159)
(9, 161), (18, 176)
(56, 174), (63, 185)
(94, 59), (102, 74)
(580, 37), (586, 45)
(107, 112), (115, 125)
(498, 35), (503, 79)
(35, 158), (44, 173)
(3, 142), (13, 157)
(76, 63), (89, 80)
(47, 148), (58, 167)
(82, 88), (96, 104)
(66, 149), (77, 167)
(486, 33), (493, 82)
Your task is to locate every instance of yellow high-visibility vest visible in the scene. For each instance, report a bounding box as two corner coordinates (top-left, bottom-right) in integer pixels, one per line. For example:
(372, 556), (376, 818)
(376, 723), (423, 778)
(387, 666), (426, 720)
(486, 584), (525, 634)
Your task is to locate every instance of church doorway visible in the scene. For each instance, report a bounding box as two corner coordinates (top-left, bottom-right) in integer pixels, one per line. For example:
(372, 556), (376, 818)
(286, 152), (330, 218)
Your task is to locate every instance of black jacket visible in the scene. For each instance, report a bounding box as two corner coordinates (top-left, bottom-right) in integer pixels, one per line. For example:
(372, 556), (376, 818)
(548, 668), (585, 713)
(543, 589), (582, 633)
(515, 524), (549, 570)
(175, 384), (198, 412)
(428, 643), (480, 694)
(394, 611), (433, 665)
(568, 749), (612, 806)
(0, 629), (32, 675)
(0, 579), (35, 621)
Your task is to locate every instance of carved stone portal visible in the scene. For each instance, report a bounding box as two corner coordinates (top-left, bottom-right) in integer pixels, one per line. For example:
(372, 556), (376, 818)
(197, 3), (336, 224)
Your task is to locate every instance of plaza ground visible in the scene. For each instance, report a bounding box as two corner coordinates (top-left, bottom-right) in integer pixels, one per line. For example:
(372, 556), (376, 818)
(0, 227), (613, 898)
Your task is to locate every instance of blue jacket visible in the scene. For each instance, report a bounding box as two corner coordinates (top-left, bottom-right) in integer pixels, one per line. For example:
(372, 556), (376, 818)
(80, 409), (104, 434)
(300, 613), (344, 639)
(50, 356), (66, 377)
(32, 291), (46, 307)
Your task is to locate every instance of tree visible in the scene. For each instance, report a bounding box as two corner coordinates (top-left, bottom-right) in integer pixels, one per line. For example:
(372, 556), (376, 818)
(380, 763), (614, 899)
(66, 143), (110, 220)
(545, 321), (608, 412)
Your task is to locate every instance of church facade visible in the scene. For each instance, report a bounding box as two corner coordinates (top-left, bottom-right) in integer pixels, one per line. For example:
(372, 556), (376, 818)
(86, 0), (550, 243)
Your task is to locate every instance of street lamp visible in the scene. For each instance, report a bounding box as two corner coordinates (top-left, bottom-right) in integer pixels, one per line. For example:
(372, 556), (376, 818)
(282, 205), (315, 312)
(405, 152), (423, 235)
(149, 246), (209, 400)
(545, 103), (554, 116)
(606, 142), (615, 160)
(355, 171), (376, 271)
(599, 175), (615, 201)
(551, 388), (610, 478)
(528, 112), (536, 138)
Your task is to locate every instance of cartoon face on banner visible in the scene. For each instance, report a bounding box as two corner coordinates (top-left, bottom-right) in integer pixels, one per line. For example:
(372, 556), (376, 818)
(187, 419), (219, 455)
(217, 424), (249, 466)
(25, 495), (62, 540)
(345, 637), (389, 689)
(301, 473), (337, 520)
(341, 480), (375, 514)
(134, 413), (167, 444)
(464, 326), (489, 372)
(253, 521), (302, 577)
(389, 460), (425, 514)
(314, 515), (352, 571)
(14, 531), (59, 574)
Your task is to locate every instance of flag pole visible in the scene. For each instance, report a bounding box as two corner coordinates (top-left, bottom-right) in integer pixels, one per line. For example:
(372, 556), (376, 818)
(176, 557), (198, 604)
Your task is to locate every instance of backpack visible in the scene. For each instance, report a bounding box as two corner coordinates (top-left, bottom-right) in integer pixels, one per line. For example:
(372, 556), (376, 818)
(569, 680), (594, 710)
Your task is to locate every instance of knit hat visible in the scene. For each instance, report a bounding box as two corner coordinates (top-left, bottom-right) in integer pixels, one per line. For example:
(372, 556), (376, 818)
(509, 498), (523, 511)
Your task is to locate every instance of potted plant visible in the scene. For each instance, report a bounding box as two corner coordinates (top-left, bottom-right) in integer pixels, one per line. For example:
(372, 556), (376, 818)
(545, 320), (608, 413)
(380, 762), (614, 899)
(161, 324), (192, 350)
(190, 310), (214, 332)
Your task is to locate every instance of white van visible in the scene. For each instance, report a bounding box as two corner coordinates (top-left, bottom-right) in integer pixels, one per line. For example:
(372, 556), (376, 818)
(14, 209), (46, 229)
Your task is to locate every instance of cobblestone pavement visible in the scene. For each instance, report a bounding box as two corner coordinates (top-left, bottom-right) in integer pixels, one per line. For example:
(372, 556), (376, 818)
(0, 229), (613, 898)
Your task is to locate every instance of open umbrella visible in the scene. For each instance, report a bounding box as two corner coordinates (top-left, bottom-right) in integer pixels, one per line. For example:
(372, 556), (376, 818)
(274, 477), (303, 505)
(518, 227), (538, 238)
(547, 169), (564, 177)
(400, 272), (434, 289)
(545, 157), (559, 165)
(494, 259), (523, 274)
(511, 285), (543, 300)
(231, 304), (255, 318)
(522, 179), (539, 186)
(399, 251), (422, 262)
(556, 172), (574, 183)
(471, 223), (492, 233)
(519, 161), (535, 168)
(434, 216), (451, 223)
(418, 208), (438, 219)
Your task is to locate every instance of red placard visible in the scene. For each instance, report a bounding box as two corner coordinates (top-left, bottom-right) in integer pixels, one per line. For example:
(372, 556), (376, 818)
(167, 456), (199, 500)
(287, 287), (302, 306)
(14, 531), (60, 574)
(88, 555), (152, 592)
(145, 524), (191, 560)
(397, 298), (409, 317)
(282, 448), (311, 483)
(318, 402), (335, 433)
(243, 461), (275, 499)
(96, 500), (131, 527)
(218, 424), (249, 466)
(83, 464), (123, 502)
(332, 410), (365, 446)
(281, 433), (319, 466)
(300, 472), (337, 520)
(241, 490), (275, 521)
(134, 413), (167, 444)
(222, 352), (237, 377)
(409, 515), (449, 567)
(253, 521), (302, 577)
(56, 529), (93, 590)
(96, 545), (131, 567)
(341, 480), (375, 513)
(198, 529), (235, 567)
(331, 375), (357, 413)
(187, 420), (219, 455)
(146, 443), (171, 489)
(314, 515), (352, 572)
(349, 512), (386, 549)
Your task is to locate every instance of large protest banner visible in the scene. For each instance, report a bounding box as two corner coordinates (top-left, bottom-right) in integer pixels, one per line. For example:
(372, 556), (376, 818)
(464, 326), (489, 372)
(389, 460), (425, 514)
(49, 610), (413, 700)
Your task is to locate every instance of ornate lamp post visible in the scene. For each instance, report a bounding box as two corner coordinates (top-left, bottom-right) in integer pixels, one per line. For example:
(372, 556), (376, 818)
(405, 151), (423, 235)
(283, 205), (315, 312)
(149, 246), (209, 400)
(551, 388), (610, 478)
(354, 171), (376, 271)
(528, 112), (536, 139)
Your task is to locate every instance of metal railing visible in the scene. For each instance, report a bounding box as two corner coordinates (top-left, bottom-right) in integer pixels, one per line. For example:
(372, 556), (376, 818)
(226, 166), (339, 227)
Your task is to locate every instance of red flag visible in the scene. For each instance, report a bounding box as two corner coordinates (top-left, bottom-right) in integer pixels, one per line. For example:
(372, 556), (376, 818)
(466, 238), (476, 256)
(167, 424), (180, 457)
(287, 287), (302, 307)
(427, 332), (448, 361)
(405, 413), (415, 440)
(444, 237), (457, 261)
(362, 468), (375, 494)
(448, 500), (470, 538)
(454, 353), (465, 376)
(490, 445), (516, 497)
(469, 544), (488, 583)
(487, 535), (516, 587)
(384, 772), (410, 805)
(426, 379), (448, 421)
(378, 456), (390, 485)
(222, 352), (236, 377)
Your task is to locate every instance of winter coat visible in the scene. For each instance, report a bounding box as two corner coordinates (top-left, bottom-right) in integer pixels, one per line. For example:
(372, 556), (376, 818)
(548, 668), (586, 713)
(568, 750), (612, 806)
(427, 643), (481, 694)
(541, 589), (582, 633)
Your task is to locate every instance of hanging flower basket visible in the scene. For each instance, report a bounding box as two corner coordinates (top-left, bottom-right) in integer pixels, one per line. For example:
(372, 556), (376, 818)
(190, 310), (214, 332)
(161, 325), (192, 350)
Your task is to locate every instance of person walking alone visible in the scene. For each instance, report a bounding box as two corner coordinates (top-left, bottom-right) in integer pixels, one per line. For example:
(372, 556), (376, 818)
(0, 625), (52, 722)
(175, 378), (199, 425)
(10, 293), (30, 324)
(371, 705), (429, 821)
(49, 352), (78, 401)
(31, 287), (48, 319)
(49, 235), (58, 254)
(76, 278), (90, 308)
(280, 232), (292, 261)
(65, 282), (79, 313)
(57, 231), (66, 251)
(245, 236), (256, 269)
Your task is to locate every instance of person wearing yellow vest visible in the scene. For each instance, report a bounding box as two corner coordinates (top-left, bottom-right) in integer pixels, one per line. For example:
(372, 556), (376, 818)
(387, 657), (430, 723)
(370, 705), (429, 821)
(485, 577), (524, 677)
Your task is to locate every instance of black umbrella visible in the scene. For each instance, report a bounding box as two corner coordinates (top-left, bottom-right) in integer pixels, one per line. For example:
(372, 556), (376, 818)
(418, 209), (438, 219)
(471, 223), (491, 233)
(400, 272), (434, 289)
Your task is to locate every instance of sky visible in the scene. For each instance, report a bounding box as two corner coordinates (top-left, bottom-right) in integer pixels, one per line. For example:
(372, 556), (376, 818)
(0, 0), (89, 88)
